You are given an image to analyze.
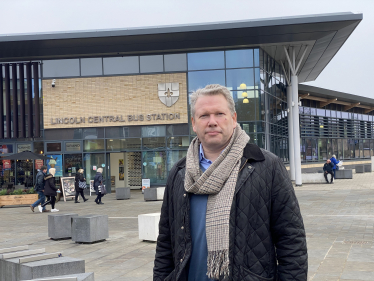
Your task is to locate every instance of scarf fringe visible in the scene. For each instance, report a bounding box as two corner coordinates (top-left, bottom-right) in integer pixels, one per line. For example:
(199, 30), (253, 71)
(207, 249), (229, 279)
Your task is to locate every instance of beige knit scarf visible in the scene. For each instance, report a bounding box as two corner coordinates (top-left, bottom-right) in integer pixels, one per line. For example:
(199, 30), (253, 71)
(184, 124), (249, 280)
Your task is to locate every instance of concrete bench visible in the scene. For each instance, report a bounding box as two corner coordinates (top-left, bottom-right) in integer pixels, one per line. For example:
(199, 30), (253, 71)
(144, 187), (165, 201)
(0, 254), (84, 281)
(355, 165), (365, 173)
(301, 173), (329, 184)
(48, 213), (78, 240)
(72, 215), (108, 243)
(364, 165), (372, 173)
(115, 187), (131, 200)
(335, 169), (353, 179)
(138, 213), (160, 242)
(20, 272), (94, 281)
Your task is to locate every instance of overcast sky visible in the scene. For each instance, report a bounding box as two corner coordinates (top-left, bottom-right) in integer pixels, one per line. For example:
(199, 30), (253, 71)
(1, 0), (373, 98)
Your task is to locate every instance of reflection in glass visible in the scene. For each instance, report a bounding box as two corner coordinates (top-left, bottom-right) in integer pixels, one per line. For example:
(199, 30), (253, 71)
(188, 70), (225, 92)
(143, 137), (165, 150)
(226, 69), (254, 91)
(83, 153), (105, 183)
(254, 49), (259, 67)
(225, 49), (253, 69)
(46, 142), (62, 152)
(83, 140), (105, 152)
(142, 151), (167, 185)
(16, 160), (33, 187)
(106, 138), (142, 151)
(167, 151), (187, 171)
(167, 136), (190, 149)
(142, 126), (166, 137)
(188, 51), (224, 70)
(64, 154), (83, 176)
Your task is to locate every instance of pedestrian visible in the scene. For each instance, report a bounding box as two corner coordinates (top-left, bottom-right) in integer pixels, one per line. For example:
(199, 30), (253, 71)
(30, 165), (50, 213)
(94, 168), (104, 205)
(323, 159), (335, 184)
(39, 168), (60, 212)
(74, 169), (88, 203)
(153, 84), (307, 280)
(330, 154), (340, 178)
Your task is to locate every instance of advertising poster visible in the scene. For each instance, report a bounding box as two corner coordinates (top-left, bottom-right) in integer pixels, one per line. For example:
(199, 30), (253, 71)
(60, 177), (76, 202)
(3, 160), (11, 169)
(35, 159), (43, 170)
(47, 155), (63, 177)
(142, 178), (150, 193)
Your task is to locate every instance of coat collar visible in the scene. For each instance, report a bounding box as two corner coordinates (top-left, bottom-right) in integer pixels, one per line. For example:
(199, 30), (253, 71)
(242, 143), (265, 162)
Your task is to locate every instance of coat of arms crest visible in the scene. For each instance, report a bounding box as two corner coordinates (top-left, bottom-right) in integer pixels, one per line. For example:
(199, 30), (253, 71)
(158, 83), (179, 107)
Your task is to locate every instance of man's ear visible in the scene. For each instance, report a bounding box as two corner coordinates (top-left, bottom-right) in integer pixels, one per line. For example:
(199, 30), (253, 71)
(191, 117), (197, 133)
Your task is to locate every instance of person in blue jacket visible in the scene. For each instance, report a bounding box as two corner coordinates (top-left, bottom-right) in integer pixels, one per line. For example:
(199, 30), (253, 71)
(330, 154), (339, 179)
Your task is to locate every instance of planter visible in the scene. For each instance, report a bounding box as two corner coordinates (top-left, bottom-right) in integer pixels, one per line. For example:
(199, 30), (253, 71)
(0, 194), (38, 207)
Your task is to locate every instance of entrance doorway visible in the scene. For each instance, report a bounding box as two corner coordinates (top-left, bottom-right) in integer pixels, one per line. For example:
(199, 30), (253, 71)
(109, 152), (142, 190)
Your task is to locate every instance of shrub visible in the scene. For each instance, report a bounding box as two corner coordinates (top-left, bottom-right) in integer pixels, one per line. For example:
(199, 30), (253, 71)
(0, 189), (7, 196)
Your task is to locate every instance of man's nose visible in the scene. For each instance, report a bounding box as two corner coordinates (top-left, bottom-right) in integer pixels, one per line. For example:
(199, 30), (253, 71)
(207, 115), (218, 126)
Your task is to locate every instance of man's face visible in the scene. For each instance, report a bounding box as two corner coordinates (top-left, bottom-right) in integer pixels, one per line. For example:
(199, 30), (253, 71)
(192, 94), (237, 152)
(43, 169), (47, 173)
(326, 160), (331, 164)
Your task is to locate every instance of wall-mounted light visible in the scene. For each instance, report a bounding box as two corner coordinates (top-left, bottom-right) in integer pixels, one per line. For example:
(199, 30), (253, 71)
(241, 92), (248, 98)
(239, 83), (247, 89)
(243, 98), (249, 104)
(51, 79), (56, 87)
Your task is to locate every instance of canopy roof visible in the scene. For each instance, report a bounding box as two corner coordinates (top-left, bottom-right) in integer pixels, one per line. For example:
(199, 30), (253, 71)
(0, 12), (362, 83)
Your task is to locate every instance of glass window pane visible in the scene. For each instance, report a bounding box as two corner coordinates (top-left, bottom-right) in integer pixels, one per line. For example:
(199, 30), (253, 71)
(167, 150), (187, 170)
(164, 54), (187, 72)
(44, 129), (82, 140)
(64, 154), (83, 176)
(143, 137), (165, 150)
(226, 69), (254, 91)
(83, 140), (105, 152)
(141, 126), (166, 137)
(33, 142), (44, 155)
(188, 70), (225, 92)
(46, 142), (61, 152)
(122, 138), (141, 150)
(254, 49), (259, 67)
(140, 55), (163, 73)
(234, 90), (258, 122)
(83, 153), (106, 183)
(142, 151), (167, 185)
(188, 51), (224, 70)
(106, 139), (121, 151)
(166, 124), (189, 136)
(225, 49), (253, 68)
(167, 136), (190, 149)
(0, 144), (14, 154)
(82, 128), (104, 139)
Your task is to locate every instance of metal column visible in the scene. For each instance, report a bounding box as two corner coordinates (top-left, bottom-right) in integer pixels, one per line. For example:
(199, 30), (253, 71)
(287, 85), (295, 181)
(291, 75), (302, 186)
(26, 63), (33, 138)
(12, 64), (18, 138)
(32, 63), (40, 137)
(19, 63), (25, 138)
(4, 64), (11, 138)
(0, 65), (4, 139)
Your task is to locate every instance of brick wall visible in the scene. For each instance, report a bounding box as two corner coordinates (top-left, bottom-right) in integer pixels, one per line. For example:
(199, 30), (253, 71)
(43, 73), (188, 129)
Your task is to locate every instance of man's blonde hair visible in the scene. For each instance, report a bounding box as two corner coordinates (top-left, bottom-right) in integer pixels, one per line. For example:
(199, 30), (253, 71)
(190, 84), (236, 117)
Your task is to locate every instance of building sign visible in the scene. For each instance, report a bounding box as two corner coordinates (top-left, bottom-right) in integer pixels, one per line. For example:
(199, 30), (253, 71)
(35, 159), (44, 170)
(65, 142), (81, 152)
(42, 73), (188, 129)
(3, 160), (11, 169)
(17, 144), (32, 153)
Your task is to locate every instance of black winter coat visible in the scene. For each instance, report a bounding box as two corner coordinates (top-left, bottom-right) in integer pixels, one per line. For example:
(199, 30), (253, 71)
(153, 143), (308, 281)
(35, 170), (45, 192)
(75, 172), (85, 191)
(323, 162), (334, 173)
(44, 174), (58, 197)
(93, 172), (103, 195)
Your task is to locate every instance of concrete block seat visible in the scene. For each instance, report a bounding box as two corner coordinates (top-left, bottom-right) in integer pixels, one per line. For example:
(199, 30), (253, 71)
(138, 213), (160, 242)
(144, 187), (165, 201)
(364, 165), (372, 173)
(115, 187), (131, 200)
(355, 165), (365, 173)
(301, 173), (329, 184)
(72, 215), (108, 244)
(20, 272), (94, 281)
(1, 255), (84, 281)
(48, 213), (78, 240)
(335, 169), (353, 179)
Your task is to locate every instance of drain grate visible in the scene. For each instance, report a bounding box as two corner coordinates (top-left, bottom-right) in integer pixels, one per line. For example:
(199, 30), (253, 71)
(343, 240), (372, 245)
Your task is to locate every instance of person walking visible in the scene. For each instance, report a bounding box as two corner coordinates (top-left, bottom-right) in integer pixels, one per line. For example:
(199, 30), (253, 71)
(94, 168), (104, 205)
(30, 165), (50, 213)
(39, 168), (60, 212)
(330, 154), (340, 179)
(74, 169), (88, 203)
(153, 84), (307, 280)
(323, 159), (335, 184)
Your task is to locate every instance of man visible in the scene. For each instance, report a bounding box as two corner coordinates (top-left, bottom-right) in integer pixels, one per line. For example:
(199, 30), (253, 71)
(30, 165), (50, 213)
(154, 84), (307, 280)
(323, 159), (334, 184)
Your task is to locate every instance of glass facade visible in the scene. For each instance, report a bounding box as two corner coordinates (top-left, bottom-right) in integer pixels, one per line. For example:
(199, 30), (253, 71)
(1, 47), (374, 189)
(300, 102), (374, 161)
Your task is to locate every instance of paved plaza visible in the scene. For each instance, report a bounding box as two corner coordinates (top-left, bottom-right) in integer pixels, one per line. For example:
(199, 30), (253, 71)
(1, 172), (374, 281)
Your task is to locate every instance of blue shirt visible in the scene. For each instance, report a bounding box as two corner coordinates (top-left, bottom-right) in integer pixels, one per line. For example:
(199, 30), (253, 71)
(188, 144), (214, 281)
